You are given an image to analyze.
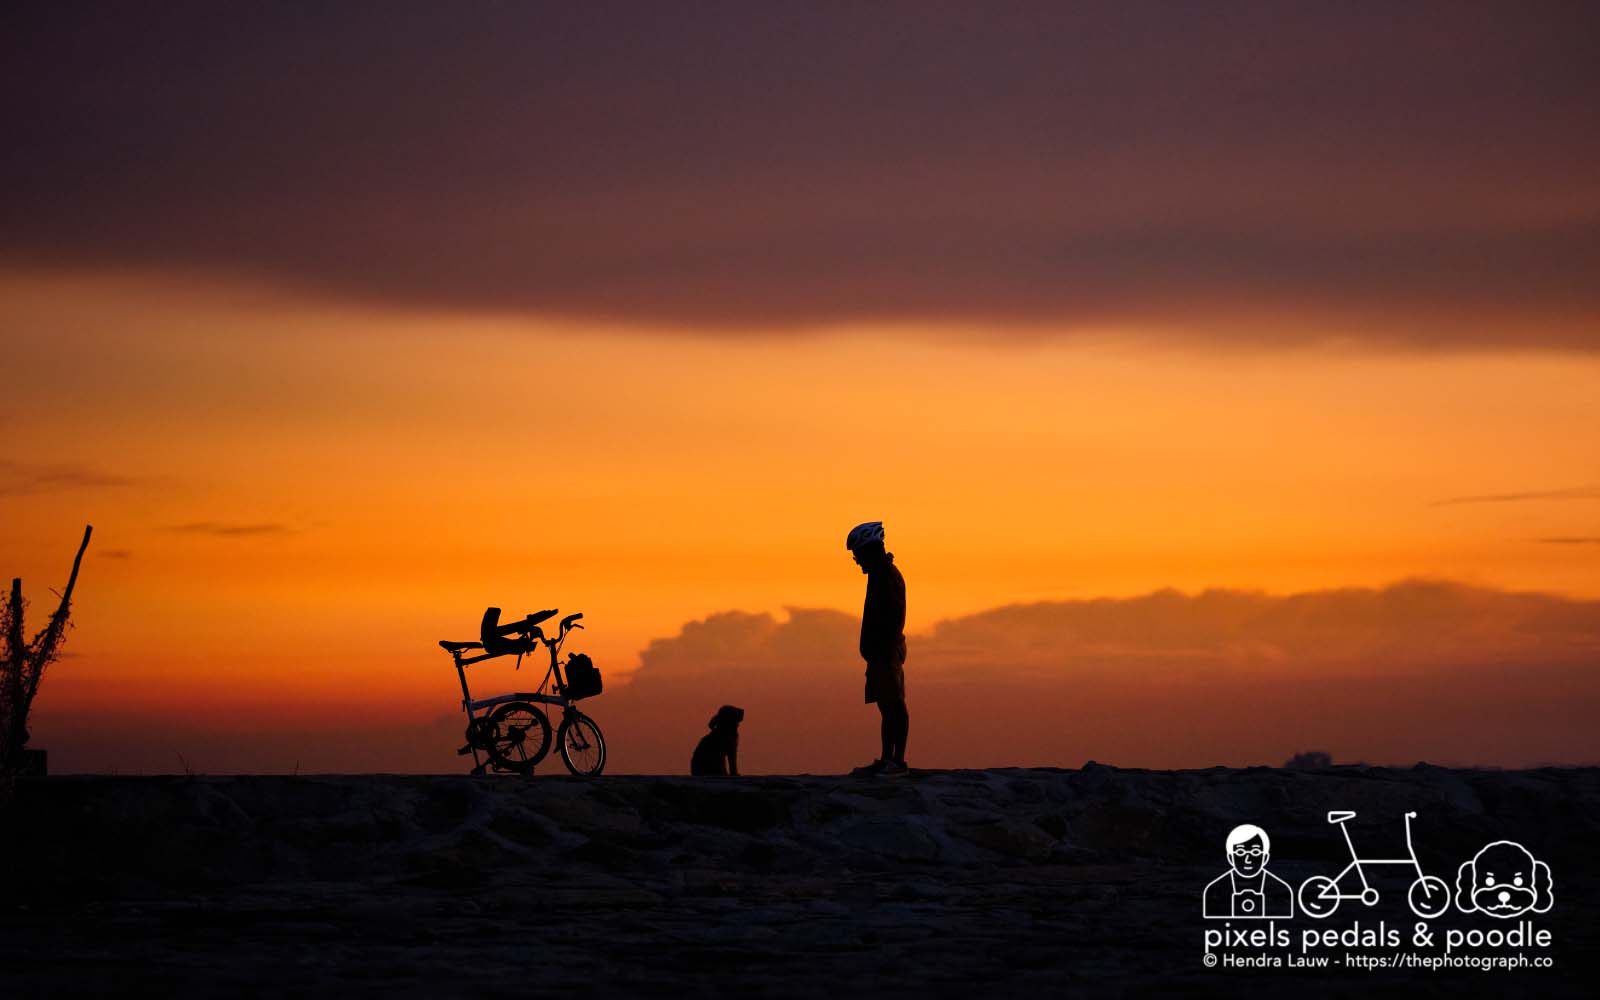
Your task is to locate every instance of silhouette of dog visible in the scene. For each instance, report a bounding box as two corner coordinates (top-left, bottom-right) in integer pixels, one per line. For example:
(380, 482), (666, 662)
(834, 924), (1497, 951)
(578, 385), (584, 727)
(1455, 840), (1553, 918)
(690, 705), (744, 776)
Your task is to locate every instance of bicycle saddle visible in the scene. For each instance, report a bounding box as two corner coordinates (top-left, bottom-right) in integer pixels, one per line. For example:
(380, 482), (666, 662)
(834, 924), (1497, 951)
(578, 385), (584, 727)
(439, 640), (483, 651)
(1327, 810), (1357, 823)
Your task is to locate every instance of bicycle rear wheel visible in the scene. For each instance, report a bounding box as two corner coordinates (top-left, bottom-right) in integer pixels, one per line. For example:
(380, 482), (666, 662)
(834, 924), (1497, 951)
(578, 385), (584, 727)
(557, 711), (606, 776)
(484, 702), (552, 773)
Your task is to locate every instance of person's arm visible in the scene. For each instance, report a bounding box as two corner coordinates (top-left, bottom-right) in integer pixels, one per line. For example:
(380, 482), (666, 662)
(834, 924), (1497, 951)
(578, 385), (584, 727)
(890, 568), (906, 636)
(861, 571), (908, 660)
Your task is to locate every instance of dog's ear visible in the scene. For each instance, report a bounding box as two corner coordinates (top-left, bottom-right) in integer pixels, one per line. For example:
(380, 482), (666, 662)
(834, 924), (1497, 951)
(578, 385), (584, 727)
(1531, 860), (1554, 912)
(1455, 860), (1477, 913)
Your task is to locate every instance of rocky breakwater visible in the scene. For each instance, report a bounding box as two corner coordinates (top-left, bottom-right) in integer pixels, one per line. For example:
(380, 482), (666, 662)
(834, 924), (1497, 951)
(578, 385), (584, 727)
(3, 765), (1596, 996)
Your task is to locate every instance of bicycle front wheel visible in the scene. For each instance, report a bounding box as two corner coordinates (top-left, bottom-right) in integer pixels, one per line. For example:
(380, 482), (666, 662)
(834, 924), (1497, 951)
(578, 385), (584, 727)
(557, 711), (606, 776)
(485, 702), (552, 773)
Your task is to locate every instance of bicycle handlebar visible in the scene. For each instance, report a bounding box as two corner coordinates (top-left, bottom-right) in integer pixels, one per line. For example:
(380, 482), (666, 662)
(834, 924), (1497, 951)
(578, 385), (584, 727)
(491, 609), (557, 637)
(496, 608), (584, 647)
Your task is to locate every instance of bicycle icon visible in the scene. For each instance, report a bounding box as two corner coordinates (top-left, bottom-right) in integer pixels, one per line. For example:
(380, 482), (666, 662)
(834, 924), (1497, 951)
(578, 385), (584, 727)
(1298, 810), (1450, 918)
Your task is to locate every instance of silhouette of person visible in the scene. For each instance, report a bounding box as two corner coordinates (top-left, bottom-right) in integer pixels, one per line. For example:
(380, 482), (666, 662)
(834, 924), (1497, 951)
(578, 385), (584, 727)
(847, 521), (909, 777)
(690, 705), (744, 776)
(1203, 824), (1294, 918)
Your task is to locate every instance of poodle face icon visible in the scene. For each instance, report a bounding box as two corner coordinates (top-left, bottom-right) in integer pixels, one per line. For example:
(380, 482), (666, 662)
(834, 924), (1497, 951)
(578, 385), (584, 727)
(1455, 841), (1553, 919)
(1203, 824), (1294, 919)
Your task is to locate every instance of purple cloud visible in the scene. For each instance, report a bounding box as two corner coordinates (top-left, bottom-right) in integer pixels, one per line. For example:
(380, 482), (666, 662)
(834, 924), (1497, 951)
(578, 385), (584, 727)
(3, 3), (1598, 348)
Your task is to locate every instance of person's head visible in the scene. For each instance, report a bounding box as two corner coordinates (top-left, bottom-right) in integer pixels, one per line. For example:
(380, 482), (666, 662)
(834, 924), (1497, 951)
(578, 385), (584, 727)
(846, 521), (886, 572)
(709, 705), (745, 730)
(1225, 824), (1270, 877)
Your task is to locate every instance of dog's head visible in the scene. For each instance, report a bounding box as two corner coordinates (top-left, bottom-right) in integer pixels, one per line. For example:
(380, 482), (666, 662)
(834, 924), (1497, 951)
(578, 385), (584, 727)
(709, 704), (745, 730)
(1455, 840), (1553, 918)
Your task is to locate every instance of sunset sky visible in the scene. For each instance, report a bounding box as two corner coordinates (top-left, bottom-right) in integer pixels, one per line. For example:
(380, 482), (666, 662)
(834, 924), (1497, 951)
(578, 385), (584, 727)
(3, 3), (1597, 773)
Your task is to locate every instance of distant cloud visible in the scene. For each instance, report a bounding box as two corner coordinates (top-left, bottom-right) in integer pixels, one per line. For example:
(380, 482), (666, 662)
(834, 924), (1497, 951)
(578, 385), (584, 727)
(99, 549), (133, 559)
(602, 579), (1600, 772)
(3, 4), (1599, 348)
(1539, 537), (1600, 545)
(1432, 486), (1600, 507)
(0, 460), (144, 497)
(29, 578), (1600, 775)
(164, 522), (291, 538)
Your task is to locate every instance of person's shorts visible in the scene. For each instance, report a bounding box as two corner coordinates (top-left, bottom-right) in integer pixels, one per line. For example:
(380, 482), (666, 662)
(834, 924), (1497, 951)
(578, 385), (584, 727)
(864, 659), (906, 705)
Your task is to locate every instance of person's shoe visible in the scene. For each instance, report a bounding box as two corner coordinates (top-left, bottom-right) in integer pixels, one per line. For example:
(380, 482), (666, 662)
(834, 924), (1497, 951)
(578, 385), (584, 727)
(850, 758), (887, 777)
(878, 760), (909, 777)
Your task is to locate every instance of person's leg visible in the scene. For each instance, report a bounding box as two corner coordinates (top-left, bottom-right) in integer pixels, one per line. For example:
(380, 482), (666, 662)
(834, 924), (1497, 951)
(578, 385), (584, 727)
(885, 700), (909, 763)
(900, 701), (910, 762)
(877, 701), (894, 763)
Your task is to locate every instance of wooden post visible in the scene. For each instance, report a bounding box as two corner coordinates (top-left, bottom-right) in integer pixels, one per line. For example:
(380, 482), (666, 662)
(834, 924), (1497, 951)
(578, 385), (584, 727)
(2, 578), (22, 756)
(2, 525), (92, 773)
(4, 577), (20, 669)
(25, 525), (92, 703)
(2, 572), (26, 768)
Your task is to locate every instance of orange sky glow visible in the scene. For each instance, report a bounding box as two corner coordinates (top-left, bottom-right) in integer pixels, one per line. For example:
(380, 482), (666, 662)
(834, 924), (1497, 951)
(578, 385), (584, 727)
(5, 270), (1597, 773)
(5, 5), (1599, 774)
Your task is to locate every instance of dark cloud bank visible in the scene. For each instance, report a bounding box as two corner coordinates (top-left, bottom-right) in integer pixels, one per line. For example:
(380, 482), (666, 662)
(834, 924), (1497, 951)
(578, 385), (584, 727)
(596, 579), (1600, 773)
(1433, 486), (1600, 506)
(5, 2), (1600, 347)
(39, 579), (1600, 774)
(163, 521), (292, 538)
(0, 459), (143, 497)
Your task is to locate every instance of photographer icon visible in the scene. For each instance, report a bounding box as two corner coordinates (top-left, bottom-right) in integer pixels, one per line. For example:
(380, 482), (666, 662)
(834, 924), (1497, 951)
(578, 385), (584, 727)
(1204, 824), (1295, 919)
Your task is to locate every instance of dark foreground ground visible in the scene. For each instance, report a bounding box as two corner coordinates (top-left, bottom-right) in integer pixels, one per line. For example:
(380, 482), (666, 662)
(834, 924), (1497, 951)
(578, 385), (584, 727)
(2, 765), (1596, 997)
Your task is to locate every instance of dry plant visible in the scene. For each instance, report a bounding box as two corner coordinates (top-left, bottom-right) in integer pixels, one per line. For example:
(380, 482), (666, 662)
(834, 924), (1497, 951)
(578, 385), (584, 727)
(1, 525), (92, 801)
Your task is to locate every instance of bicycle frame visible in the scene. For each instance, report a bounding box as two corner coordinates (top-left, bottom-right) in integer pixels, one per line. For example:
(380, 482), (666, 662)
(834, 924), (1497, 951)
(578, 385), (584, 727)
(445, 612), (585, 772)
(453, 649), (575, 717)
(1324, 811), (1428, 899)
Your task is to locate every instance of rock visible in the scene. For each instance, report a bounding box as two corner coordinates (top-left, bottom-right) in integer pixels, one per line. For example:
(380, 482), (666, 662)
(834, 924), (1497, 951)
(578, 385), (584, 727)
(887, 878), (950, 901)
(700, 789), (788, 832)
(838, 816), (943, 862)
(952, 819), (1057, 861)
(2, 768), (1596, 996)
(1035, 811), (1071, 839)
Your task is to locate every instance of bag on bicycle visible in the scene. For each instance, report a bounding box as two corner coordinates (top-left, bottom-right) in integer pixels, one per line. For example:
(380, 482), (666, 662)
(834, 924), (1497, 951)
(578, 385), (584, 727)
(564, 653), (603, 700)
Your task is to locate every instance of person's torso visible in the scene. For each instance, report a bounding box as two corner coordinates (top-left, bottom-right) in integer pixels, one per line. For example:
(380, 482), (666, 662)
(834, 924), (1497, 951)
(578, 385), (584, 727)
(860, 556), (907, 658)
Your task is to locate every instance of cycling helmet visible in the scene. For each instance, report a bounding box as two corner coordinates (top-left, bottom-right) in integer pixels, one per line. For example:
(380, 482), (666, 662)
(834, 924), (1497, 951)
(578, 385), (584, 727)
(846, 521), (885, 551)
